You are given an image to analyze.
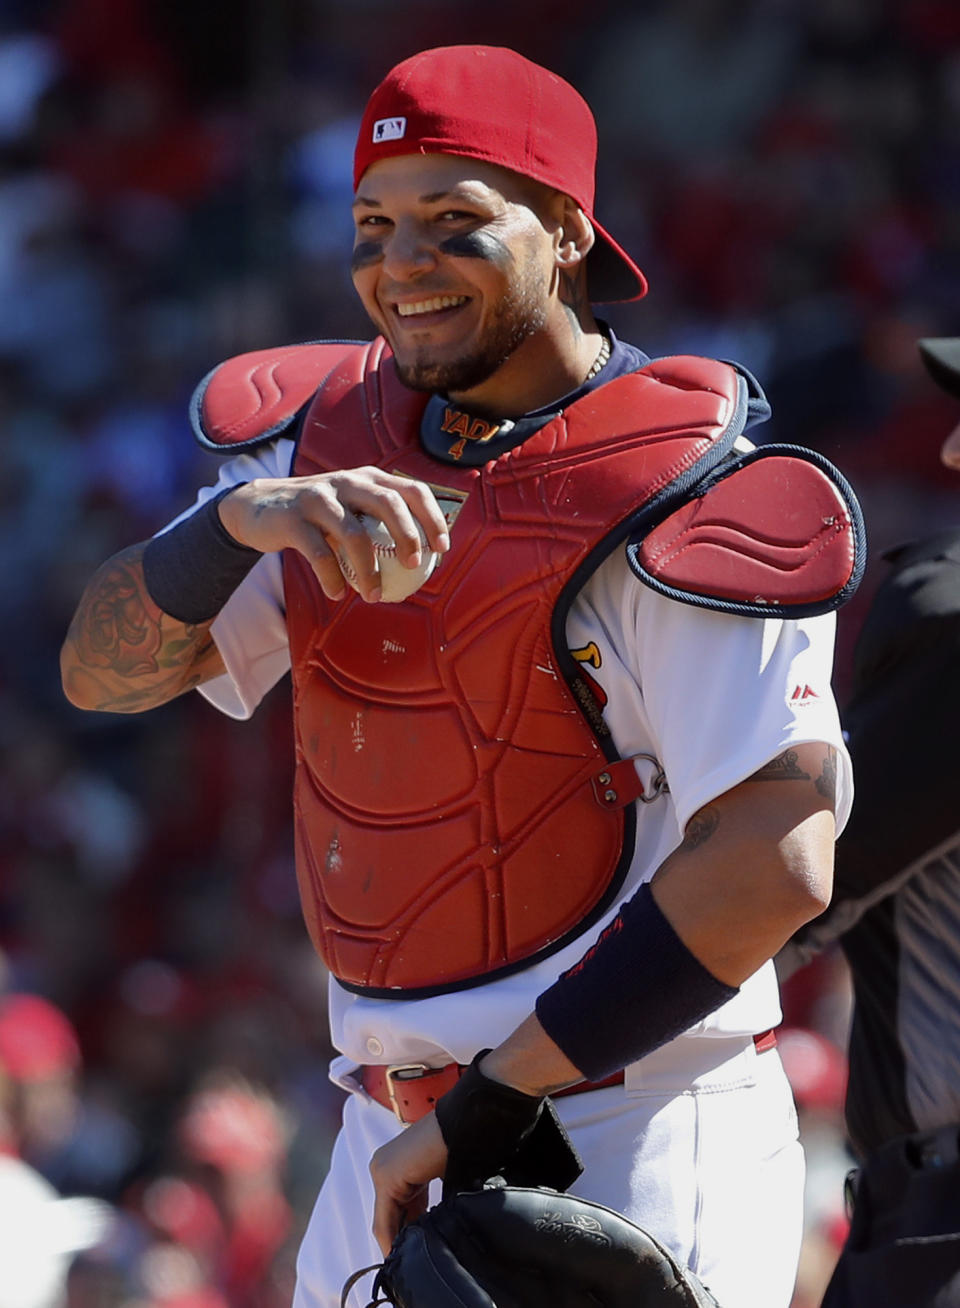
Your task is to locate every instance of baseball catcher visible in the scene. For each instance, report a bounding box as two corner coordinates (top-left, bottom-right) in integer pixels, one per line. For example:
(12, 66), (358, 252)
(61, 42), (860, 1308)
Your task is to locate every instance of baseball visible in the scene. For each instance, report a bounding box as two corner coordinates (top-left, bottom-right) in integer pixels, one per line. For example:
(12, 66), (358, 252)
(339, 513), (440, 602)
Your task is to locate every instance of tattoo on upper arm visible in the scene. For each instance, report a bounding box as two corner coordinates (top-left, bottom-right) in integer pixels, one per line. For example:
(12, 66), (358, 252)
(748, 749), (811, 783)
(815, 747), (838, 805)
(747, 744), (838, 811)
(682, 805), (720, 850)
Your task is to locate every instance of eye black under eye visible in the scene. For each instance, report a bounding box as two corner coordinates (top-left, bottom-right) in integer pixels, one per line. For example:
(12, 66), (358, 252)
(438, 229), (513, 266)
(351, 242), (385, 271)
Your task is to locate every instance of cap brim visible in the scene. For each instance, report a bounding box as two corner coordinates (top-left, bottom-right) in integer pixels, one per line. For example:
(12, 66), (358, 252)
(588, 217), (648, 303)
(918, 338), (960, 400)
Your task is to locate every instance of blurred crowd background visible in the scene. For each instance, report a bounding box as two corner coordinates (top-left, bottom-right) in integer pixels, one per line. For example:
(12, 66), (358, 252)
(1, 0), (958, 1304)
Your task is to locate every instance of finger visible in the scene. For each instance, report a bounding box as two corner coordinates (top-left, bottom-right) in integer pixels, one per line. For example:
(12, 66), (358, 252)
(392, 479), (451, 557)
(314, 555), (350, 602)
(372, 1183), (427, 1257)
(289, 519), (369, 602)
(344, 473), (450, 565)
(345, 484), (427, 571)
(327, 510), (382, 602)
(371, 1189), (395, 1258)
(404, 1186), (429, 1228)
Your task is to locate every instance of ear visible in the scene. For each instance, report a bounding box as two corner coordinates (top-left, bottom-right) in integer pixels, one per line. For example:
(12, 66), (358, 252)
(942, 419), (960, 471)
(554, 198), (596, 270)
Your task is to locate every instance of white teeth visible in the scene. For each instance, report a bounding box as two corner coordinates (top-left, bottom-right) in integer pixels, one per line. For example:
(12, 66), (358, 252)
(396, 295), (467, 317)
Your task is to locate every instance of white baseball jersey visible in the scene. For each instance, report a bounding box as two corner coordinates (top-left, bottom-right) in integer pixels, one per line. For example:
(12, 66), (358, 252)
(164, 435), (852, 1090)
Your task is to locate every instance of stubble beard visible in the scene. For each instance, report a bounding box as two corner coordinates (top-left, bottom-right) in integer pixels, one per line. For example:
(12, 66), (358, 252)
(391, 273), (547, 397)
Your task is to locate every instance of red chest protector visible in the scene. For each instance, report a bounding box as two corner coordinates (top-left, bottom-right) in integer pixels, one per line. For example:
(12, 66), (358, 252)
(194, 337), (862, 996)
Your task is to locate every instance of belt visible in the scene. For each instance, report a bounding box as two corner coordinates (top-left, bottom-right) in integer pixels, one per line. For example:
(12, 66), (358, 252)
(361, 1028), (778, 1126)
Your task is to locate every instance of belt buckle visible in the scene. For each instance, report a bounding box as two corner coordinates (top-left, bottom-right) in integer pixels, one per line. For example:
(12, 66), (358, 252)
(384, 1063), (432, 1126)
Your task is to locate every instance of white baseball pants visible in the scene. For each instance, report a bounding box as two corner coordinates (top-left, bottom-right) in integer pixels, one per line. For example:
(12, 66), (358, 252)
(293, 1035), (804, 1308)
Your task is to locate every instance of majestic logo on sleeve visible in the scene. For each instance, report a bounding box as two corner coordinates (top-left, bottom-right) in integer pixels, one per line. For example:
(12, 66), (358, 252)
(789, 684), (820, 705)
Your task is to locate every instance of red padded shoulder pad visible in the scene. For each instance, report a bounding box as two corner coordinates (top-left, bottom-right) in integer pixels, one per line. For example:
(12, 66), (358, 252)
(189, 341), (363, 451)
(627, 444), (865, 617)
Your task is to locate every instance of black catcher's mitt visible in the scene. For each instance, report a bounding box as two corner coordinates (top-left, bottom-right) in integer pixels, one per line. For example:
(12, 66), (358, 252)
(351, 1180), (722, 1308)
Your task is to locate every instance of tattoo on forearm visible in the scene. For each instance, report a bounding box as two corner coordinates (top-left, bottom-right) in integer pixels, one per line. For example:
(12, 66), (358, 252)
(815, 747), (838, 805)
(63, 543), (217, 711)
(67, 650), (218, 713)
(749, 749), (811, 782)
(70, 545), (161, 674)
(683, 805), (720, 850)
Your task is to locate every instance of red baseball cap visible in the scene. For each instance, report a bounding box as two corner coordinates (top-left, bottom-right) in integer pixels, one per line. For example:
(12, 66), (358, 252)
(354, 45), (648, 304)
(0, 994), (81, 1082)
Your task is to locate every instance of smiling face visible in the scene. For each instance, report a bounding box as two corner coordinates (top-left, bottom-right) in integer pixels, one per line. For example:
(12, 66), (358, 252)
(351, 153), (595, 413)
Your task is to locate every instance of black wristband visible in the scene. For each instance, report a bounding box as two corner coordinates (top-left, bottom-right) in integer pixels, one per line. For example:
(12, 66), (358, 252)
(435, 1052), (581, 1197)
(535, 882), (739, 1082)
(143, 487), (263, 624)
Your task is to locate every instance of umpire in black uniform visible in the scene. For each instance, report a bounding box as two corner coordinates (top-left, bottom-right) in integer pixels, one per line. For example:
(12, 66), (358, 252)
(781, 337), (960, 1308)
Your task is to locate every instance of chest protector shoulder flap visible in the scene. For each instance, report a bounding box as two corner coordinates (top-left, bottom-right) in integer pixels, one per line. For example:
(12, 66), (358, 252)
(194, 338), (862, 997)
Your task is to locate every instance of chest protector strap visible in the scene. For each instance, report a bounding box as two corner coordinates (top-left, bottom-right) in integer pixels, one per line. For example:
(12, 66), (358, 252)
(193, 339), (863, 996)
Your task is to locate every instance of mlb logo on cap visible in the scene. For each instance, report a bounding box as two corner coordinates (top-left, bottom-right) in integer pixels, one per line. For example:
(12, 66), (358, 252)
(373, 116), (407, 143)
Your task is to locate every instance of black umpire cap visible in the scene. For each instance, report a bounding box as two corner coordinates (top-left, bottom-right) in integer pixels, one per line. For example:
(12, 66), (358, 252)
(918, 338), (960, 399)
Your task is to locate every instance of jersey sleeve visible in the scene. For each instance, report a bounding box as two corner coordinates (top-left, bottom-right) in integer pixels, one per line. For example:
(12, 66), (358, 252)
(155, 439), (295, 720)
(635, 586), (852, 833)
(201, 553), (289, 719)
(567, 548), (852, 841)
